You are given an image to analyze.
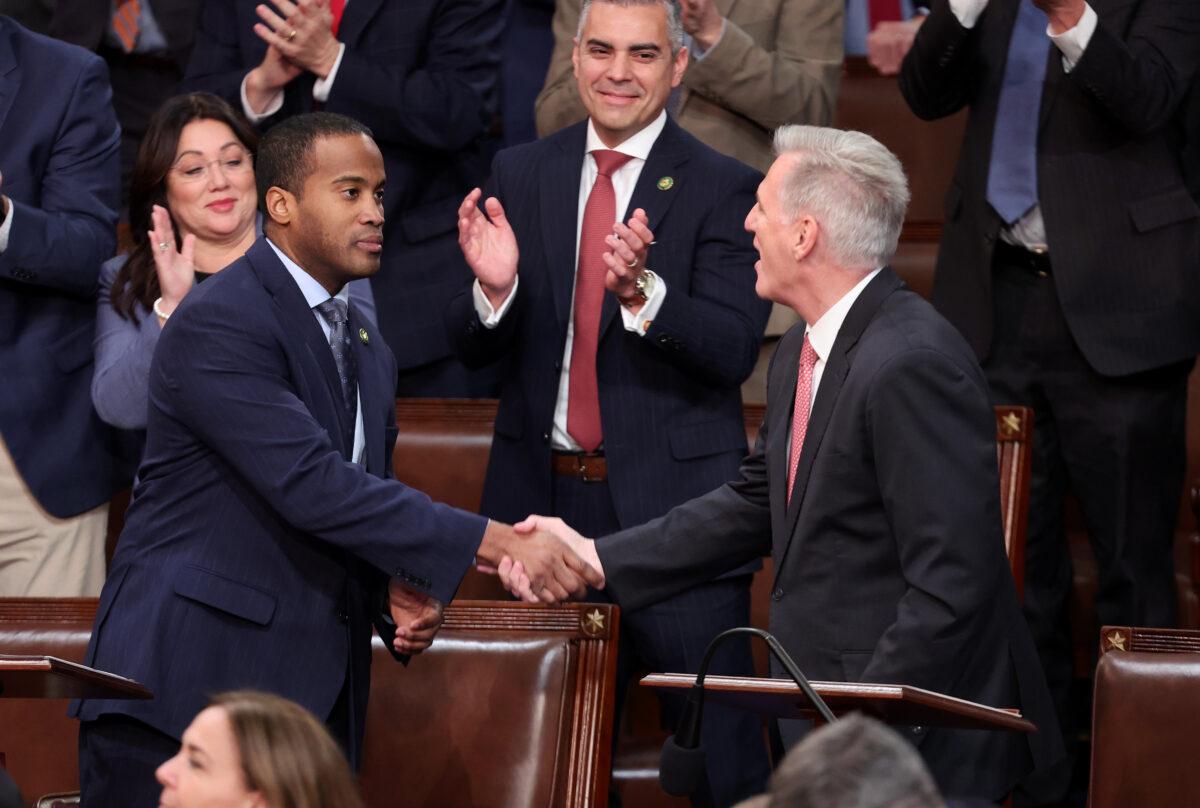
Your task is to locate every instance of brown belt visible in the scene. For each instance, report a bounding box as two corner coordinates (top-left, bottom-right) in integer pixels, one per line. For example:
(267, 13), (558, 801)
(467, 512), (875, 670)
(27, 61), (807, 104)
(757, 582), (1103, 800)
(552, 451), (607, 481)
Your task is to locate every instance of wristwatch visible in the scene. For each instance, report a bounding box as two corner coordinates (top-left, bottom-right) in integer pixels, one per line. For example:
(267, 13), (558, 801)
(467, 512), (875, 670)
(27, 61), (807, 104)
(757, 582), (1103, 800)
(619, 269), (657, 308)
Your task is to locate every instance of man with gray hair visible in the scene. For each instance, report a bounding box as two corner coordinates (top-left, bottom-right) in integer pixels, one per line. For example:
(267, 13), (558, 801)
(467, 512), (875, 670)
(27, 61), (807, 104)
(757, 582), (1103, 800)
(512, 124), (1061, 803)
(769, 714), (945, 808)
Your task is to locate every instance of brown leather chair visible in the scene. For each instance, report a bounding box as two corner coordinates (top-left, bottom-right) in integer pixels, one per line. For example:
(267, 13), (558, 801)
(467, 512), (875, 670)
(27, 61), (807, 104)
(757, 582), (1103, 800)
(358, 600), (619, 808)
(0, 598), (96, 805)
(1089, 626), (1200, 807)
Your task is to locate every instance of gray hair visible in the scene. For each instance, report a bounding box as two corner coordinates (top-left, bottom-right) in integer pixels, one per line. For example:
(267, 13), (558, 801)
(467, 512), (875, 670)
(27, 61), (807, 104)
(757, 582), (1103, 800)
(768, 714), (946, 808)
(771, 125), (910, 271)
(578, 0), (685, 56)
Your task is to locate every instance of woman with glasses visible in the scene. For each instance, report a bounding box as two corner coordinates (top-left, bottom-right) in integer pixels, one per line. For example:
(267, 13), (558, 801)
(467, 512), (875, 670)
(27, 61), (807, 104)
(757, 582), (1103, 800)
(92, 92), (374, 435)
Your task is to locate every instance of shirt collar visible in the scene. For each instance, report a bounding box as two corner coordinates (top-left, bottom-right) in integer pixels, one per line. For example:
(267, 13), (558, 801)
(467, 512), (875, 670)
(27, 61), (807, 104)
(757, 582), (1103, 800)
(805, 268), (882, 363)
(266, 238), (350, 309)
(584, 110), (667, 162)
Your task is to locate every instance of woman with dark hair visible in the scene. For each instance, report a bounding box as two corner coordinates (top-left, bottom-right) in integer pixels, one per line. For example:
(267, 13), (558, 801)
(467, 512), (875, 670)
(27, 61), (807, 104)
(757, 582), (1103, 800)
(156, 691), (365, 808)
(92, 92), (375, 434)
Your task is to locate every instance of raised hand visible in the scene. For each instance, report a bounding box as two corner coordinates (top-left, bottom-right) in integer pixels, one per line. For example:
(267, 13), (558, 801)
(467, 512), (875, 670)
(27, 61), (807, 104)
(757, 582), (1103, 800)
(1030, 0), (1086, 34)
(387, 578), (445, 655)
(603, 208), (654, 305)
(866, 16), (924, 76)
(148, 205), (195, 322)
(457, 188), (519, 308)
(680, 0), (723, 51)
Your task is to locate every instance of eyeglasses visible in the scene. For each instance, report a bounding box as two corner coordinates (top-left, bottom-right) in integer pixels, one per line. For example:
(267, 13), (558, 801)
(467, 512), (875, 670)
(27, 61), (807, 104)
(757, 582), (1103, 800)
(170, 147), (254, 183)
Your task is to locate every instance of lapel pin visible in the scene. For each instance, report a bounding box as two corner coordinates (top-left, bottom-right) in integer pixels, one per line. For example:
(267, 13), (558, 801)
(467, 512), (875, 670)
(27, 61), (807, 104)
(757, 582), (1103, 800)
(656, 176), (674, 191)
(358, 328), (369, 345)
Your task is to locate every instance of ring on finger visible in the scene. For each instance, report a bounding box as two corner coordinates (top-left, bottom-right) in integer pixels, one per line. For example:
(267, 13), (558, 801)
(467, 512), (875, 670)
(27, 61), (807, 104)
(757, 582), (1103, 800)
(158, 242), (170, 251)
(626, 257), (638, 268)
(286, 29), (297, 41)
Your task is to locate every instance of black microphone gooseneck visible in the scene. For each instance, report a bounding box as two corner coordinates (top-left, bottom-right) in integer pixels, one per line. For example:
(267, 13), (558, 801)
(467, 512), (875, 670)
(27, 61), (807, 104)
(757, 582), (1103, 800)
(659, 626), (837, 797)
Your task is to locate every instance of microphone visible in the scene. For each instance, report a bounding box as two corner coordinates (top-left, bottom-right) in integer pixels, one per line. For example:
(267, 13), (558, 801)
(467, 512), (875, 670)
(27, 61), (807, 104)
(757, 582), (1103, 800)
(659, 627), (837, 797)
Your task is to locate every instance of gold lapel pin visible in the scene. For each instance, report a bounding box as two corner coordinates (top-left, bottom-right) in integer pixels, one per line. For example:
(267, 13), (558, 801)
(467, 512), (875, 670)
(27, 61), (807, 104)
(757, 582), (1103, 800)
(358, 328), (369, 345)
(656, 176), (674, 191)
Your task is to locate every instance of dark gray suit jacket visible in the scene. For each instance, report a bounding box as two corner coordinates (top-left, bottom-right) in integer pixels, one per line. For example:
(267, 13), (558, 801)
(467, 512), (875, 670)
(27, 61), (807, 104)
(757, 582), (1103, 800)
(597, 269), (1060, 800)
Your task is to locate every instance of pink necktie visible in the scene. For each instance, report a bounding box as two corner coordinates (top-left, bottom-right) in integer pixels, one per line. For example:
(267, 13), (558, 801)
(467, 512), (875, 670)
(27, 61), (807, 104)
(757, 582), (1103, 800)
(786, 334), (819, 505)
(868, 0), (902, 27)
(567, 150), (633, 453)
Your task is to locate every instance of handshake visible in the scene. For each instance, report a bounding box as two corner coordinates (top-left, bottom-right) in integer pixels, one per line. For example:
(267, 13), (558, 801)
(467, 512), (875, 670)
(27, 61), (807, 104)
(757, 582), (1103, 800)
(386, 516), (603, 657)
(479, 515), (604, 604)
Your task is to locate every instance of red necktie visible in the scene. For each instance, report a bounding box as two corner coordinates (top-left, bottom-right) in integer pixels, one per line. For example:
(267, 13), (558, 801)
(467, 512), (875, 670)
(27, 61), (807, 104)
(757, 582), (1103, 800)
(111, 0), (141, 52)
(330, 0), (346, 36)
(786, 334), (819, 505)
(868, 0), (902, 27)
(567, 149), (632, 453)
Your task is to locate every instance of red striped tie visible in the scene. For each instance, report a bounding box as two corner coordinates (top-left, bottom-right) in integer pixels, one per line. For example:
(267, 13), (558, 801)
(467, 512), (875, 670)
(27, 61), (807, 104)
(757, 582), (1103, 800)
(567, 150), (632, 453)
(111, 0), (141, 53)
(786, 334), (819, 505)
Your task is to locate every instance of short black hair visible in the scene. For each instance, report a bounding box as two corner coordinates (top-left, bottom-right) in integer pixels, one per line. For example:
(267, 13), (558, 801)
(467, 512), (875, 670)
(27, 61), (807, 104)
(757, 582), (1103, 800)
(256, 112), (374, 212)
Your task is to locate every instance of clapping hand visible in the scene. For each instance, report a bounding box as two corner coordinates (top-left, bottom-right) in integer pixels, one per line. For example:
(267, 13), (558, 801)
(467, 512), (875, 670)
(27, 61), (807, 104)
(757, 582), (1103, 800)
(458, 188), (519, 309)
(387, 579), (445, 655)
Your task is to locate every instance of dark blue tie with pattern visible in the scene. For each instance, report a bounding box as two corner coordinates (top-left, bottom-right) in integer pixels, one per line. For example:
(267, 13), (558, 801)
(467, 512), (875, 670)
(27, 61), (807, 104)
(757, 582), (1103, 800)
(316, 298), (358, 456)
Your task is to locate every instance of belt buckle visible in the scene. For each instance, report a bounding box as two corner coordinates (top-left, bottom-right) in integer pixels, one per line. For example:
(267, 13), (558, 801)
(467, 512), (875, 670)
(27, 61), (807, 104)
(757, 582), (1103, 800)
(578, 455), (602, 483)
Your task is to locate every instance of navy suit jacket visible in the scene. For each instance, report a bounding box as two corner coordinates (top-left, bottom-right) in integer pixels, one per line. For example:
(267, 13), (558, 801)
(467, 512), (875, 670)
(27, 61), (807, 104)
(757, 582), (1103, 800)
(182, 0), (504, 375)
(72, 239), (487, 764)
(0, 16), (136, 517)
(446, 118), (771, 529)
(899, 0), (1200, 376)
(597, 269), (1060, 800)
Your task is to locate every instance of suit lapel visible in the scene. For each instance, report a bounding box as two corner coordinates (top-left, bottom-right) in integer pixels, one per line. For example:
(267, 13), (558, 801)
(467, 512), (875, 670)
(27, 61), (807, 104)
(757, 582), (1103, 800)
(774, 269), (905, 575)
(335, 0), (386, 45)
(599, 118), (689, 338)
(0, 21), (20, 136)
(348, 305), (386, 474)
(247, 240), (353, 457)
(540, 123), (589, 330)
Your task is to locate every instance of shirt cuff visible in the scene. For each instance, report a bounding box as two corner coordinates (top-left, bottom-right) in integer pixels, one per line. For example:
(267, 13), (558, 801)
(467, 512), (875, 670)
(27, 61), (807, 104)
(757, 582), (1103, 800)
(1049, 3), (1096, 71)
(472, 274), (519, 327)
(619, 271), (666, 335)
(689, 18), (726, 60)
(312, 42), (347, 102)
(240, 73), (284, 122)
(0, 197), (12, 253)
(948, 0), (988, 29)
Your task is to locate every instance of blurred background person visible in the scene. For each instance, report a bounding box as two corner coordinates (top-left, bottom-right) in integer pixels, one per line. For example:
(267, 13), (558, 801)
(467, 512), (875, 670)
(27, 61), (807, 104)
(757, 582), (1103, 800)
(92, 91), (374, 441)
(0, 14), (137, 597)
(182, 0), (507, 397)
(49, 0), (205, 217)
(156, 691), (365, 808)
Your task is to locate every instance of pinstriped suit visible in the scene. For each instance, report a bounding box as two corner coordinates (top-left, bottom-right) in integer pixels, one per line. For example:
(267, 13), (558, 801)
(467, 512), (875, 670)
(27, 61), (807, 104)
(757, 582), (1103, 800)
(73, 239), (487, 803)
(446, 117), (773, 806)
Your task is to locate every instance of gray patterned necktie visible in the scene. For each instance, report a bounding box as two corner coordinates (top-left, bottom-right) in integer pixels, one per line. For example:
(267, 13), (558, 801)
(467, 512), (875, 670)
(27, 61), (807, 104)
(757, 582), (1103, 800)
(315, 298), (358, 454)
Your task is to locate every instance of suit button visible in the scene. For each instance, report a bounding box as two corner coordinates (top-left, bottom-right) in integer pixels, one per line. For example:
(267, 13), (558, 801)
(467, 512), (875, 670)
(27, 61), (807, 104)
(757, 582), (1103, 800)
(771, 588), (783, 601)
(541, 431), (550, 443)
(338, 611), (349, 624)
(554, 360), (562, 371)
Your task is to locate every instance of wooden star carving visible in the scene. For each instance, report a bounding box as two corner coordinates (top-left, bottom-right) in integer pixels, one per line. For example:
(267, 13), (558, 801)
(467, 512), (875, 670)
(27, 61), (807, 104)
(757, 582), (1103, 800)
(1001, 412), (1022, 437)
(584, 609), (606, 635)
(1105, 631), (1127, 652)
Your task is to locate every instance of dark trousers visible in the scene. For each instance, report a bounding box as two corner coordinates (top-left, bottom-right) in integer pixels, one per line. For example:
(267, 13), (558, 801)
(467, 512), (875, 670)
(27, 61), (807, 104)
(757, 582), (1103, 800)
(553, 471), (771, 808)
(985, 254), (1190, 806)
(79, 714), (178, 808)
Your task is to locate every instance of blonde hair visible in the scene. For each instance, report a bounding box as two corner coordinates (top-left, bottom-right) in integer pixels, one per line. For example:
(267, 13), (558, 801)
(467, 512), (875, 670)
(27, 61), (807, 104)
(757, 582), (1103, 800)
(210, 691), (365, 808)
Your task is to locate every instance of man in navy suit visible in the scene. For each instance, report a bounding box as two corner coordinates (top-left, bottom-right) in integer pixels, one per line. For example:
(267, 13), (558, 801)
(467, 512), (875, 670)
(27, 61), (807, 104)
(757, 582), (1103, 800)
(71, 113), (602, 807)
(0, 15), (136, 597)
(447, 1), (772, 803)
(512, 124), (1061, 803)
(183, 0), (506, 396)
